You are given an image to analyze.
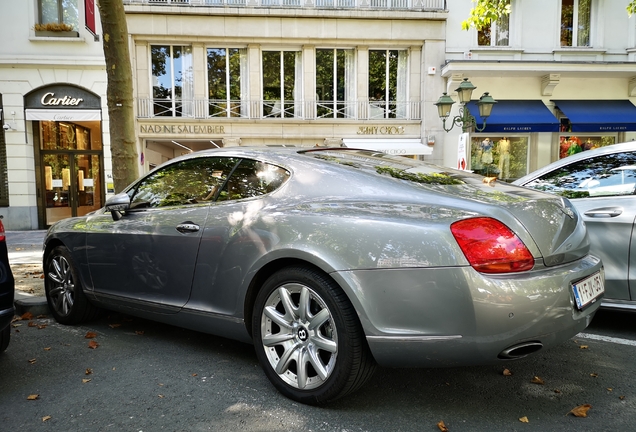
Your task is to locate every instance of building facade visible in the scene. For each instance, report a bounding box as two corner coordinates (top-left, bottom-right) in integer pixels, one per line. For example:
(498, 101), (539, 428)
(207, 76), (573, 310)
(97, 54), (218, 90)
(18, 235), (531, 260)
(0, 0), (448, 230)
(3, 0), (636, 230)
(443, 0), (636, 179)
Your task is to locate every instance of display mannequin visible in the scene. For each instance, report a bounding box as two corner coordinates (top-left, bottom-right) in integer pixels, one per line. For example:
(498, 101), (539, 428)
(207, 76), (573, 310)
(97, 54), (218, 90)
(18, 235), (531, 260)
(498, 137), (510, 179)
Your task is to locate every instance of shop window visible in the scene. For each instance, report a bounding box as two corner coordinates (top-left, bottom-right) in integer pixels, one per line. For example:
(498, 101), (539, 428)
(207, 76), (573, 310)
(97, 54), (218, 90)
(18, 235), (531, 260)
(478, 0), (510, 46)
(207, 48), (247, 118)
(151, 45), (194, 117)
(470, 136), (528, 182)
(262, 50), (302, 118)
(368, 49), (409, 119)
(40, 121), (101, 150)
(37, 0), (79, 34)
(559, 135), (615, 159)
(561, 0), (591, 47)
(316, 48), (356, 119)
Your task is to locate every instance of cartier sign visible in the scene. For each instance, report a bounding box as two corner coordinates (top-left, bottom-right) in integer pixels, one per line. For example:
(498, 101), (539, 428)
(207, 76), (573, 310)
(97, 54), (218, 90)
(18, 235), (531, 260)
(40, 92), (84, 106)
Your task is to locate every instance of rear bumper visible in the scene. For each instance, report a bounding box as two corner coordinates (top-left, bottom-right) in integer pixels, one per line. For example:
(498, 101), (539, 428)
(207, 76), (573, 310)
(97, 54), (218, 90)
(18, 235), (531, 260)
(334, 254), (602, 368)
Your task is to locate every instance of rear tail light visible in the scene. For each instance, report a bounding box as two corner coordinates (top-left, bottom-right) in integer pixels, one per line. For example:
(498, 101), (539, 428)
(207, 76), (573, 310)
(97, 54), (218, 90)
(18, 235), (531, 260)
(0, 219), (5, 242)
(450, 217), (534, 274)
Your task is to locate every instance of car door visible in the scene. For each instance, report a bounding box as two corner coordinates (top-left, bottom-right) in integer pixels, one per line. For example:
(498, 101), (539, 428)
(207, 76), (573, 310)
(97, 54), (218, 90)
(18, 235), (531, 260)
(522, 151), (636, 302)
(85, 156), (240, 312)
(187, 158), (290, 315)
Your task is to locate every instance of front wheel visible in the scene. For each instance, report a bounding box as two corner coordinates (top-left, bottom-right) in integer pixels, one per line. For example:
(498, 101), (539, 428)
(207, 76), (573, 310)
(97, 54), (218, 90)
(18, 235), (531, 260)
(45, 246), (100, 325)
(252, 266), (375, 405)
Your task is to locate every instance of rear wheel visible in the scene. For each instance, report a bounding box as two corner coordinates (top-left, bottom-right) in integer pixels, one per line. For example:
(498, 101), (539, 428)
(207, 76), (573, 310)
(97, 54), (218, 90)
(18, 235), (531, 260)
(0, 325), (9, 353)
(252, 266), (375, 405)
(45, 246), (100, 324)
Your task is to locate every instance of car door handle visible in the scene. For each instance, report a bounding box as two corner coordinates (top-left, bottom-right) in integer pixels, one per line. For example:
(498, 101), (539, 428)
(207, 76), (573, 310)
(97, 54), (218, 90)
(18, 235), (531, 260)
(176, 223), (200, 233)
(584, 208), (622, 218)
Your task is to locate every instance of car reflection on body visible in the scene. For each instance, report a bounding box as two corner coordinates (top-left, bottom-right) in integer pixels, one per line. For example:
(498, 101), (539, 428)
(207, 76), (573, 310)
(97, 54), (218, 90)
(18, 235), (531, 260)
(514, 141), (636, 312)
(44, 147), (603, 404)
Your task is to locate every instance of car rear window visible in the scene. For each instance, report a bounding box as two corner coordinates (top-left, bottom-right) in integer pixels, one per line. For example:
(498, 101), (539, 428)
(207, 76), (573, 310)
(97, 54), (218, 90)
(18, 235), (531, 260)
(302, 149), (466, 186)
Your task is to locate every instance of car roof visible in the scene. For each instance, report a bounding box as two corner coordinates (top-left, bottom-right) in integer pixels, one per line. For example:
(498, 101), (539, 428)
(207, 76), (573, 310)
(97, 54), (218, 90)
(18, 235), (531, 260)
(513, 141), (636, 185)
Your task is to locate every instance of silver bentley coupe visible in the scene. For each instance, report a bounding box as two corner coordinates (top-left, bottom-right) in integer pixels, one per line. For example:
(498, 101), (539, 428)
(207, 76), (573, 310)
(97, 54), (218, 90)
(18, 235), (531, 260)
(43, 147), (604, 404)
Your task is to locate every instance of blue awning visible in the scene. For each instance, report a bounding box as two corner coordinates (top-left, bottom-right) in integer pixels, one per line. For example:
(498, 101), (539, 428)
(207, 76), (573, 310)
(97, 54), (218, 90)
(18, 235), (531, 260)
(552, 100), (636, 132)
(465, 100), (559, 133)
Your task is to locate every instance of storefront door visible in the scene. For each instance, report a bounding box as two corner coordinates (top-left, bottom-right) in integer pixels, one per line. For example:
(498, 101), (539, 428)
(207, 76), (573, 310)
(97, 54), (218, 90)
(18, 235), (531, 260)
(42, 152), (103, 226)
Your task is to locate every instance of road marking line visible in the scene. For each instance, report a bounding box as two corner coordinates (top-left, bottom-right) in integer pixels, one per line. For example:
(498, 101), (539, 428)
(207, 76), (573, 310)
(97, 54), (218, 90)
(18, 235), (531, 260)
(576, 332), (636, 347)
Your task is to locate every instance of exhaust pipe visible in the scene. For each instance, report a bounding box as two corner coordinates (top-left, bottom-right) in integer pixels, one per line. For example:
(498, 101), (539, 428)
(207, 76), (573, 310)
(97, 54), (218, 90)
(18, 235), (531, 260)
(498, 341), (543, 359)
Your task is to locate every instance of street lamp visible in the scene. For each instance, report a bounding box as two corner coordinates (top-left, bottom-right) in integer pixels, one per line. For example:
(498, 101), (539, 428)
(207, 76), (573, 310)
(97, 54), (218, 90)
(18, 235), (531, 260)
(434, 78), (497, 133)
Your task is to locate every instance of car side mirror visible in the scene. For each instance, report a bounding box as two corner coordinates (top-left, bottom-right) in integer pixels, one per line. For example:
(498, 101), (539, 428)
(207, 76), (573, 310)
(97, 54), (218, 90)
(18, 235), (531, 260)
(104, 192), (131, 221)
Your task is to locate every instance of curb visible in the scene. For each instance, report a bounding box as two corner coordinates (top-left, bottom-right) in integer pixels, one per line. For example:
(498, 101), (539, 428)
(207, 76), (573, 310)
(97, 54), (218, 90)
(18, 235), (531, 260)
(14, 292), (49, 317)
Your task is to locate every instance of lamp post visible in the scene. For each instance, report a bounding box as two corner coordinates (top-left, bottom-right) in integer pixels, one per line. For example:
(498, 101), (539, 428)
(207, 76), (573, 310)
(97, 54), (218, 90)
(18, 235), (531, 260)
(434, 78), (497, 133)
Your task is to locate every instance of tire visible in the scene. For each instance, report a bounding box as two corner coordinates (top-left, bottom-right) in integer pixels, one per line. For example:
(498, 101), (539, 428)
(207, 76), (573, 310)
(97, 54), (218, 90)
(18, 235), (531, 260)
(0, 325), (9, 354)
(252, 266), (376, 405)
(45, 246), (100, 325)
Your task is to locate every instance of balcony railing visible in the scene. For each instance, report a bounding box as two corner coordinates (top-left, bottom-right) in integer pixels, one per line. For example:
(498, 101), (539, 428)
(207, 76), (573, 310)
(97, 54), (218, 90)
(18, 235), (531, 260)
(125, 0), (446, 11)
(137, 98), (422, 120)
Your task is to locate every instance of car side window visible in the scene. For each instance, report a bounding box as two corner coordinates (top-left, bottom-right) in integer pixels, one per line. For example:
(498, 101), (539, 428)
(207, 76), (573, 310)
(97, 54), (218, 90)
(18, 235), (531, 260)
(130, 157), (240, 208)
(217, 159), (290, 202)
(524, 152), (636, 199)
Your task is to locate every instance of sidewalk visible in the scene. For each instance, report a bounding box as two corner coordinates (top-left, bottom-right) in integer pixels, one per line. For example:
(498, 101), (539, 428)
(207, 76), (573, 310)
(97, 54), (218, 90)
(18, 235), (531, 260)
(6, 230), (49, 316)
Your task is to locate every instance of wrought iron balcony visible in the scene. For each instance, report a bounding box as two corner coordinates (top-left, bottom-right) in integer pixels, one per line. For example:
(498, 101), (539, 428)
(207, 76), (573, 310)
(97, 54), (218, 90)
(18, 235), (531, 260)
(136, 98), (422, 120)
(124, 0), (446, 11)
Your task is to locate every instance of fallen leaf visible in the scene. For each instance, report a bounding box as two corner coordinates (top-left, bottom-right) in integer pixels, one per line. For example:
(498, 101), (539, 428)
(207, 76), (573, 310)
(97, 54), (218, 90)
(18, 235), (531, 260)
(44, 347), (51, 351)
(158, 394), (165, 398)
(108, 323), (121, 328)
(568, 404), (592, 417)
(82, 379), (91, 383)
(579, 345), (589, 349)
(11, 323), (22, 328)
(42, 415), (51, 422)
(88, 340), (99, 349)
(437, 420), (449, 432)
(554, 389), (561, 394)
(192, 373), (198, 377)
(40, 274), (45, 279)
(28, 358), (36, 364)
(85, 368), (93, 375)
(619, 396), (626, 400)
(607, 388), (612, 391)
(37, 324), (47, 330)
(135, 330), (145, 335)
(531, 376), (545, 385)
(28, 321), (37, 327)
(21, 312), (33, 320)
(519, 416), (529, 423)
(85, 331), (97, 339)
(590, 373), (598, 378)
(27, 394), (39, 400)
(502, 368), (512, 376)
(37, 314), (47, 319)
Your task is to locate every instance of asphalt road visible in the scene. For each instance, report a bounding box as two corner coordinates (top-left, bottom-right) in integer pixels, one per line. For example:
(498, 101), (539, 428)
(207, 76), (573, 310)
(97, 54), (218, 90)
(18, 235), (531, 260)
(2, 231), (635, 431)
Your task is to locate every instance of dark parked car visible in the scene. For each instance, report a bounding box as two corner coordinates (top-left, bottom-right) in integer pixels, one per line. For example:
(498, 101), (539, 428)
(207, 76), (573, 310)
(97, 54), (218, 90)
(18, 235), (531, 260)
(44, 147), (603, 404)
(0, 217), (15, 354)
(514, 141), (636, 312)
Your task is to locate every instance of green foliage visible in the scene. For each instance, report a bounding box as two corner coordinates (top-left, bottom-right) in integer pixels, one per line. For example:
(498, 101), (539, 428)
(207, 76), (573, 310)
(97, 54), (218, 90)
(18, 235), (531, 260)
(629, 1), (636, 16)
(462, 0), (510, 31)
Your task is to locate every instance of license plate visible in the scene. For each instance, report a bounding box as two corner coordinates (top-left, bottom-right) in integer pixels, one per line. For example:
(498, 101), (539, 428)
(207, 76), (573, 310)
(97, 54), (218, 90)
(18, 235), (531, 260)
(572, 271), (604, 310)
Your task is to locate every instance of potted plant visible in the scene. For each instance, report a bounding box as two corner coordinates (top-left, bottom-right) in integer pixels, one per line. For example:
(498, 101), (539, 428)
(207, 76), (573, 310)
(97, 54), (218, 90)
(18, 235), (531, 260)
(34, 23), (79, 38)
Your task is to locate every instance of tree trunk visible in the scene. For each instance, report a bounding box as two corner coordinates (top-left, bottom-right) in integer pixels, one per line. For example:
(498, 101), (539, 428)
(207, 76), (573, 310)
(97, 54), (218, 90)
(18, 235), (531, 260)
(97, 0), (138, 193)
